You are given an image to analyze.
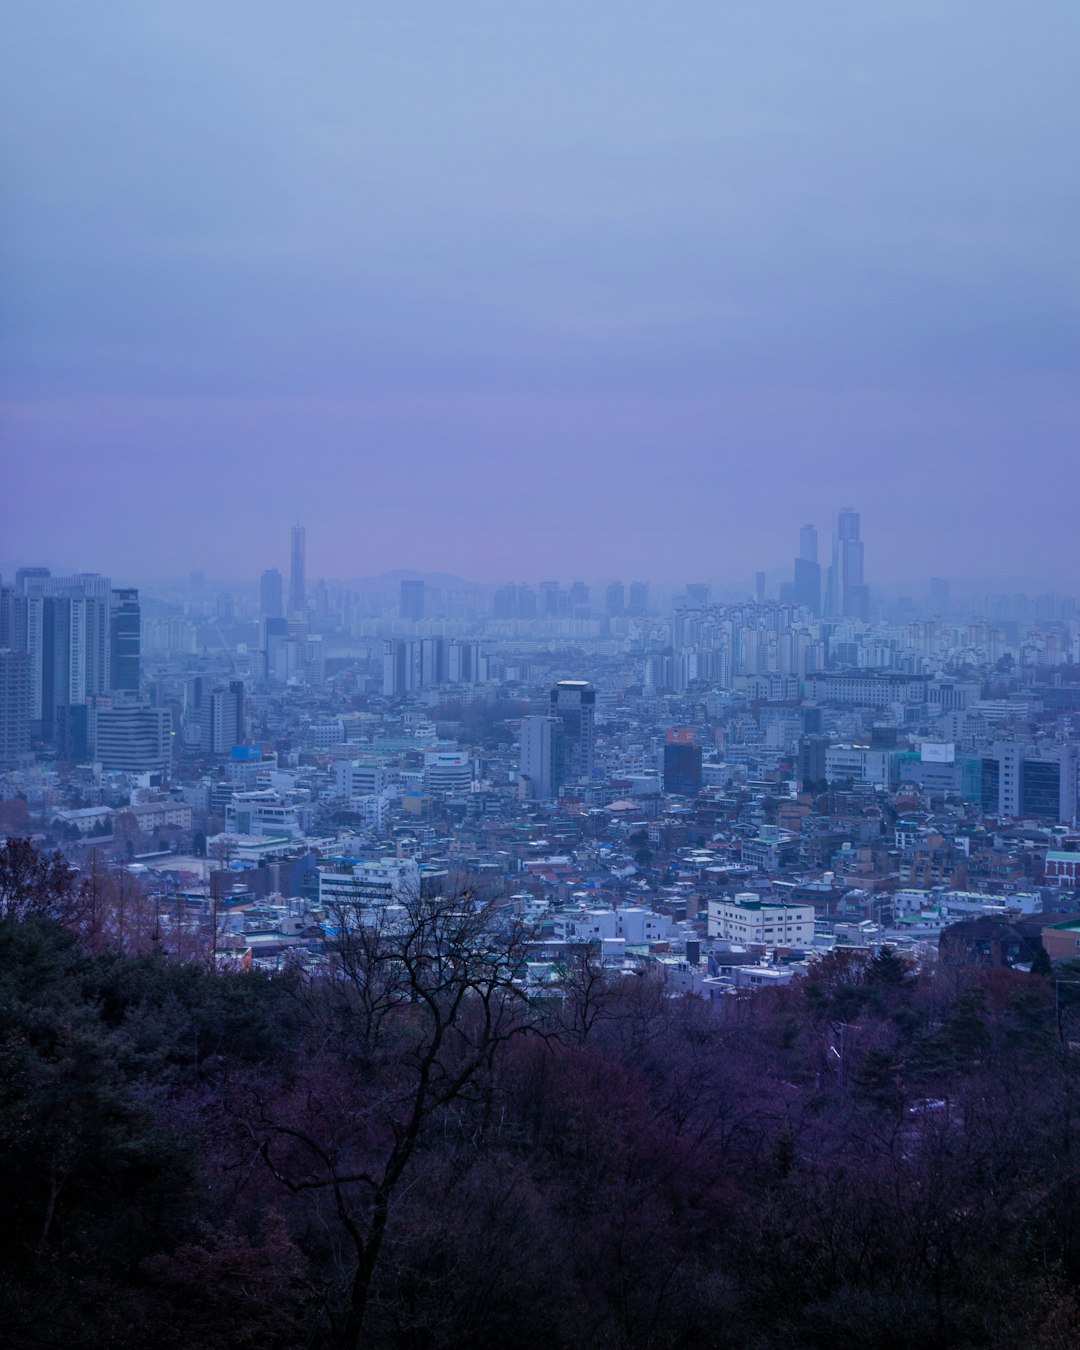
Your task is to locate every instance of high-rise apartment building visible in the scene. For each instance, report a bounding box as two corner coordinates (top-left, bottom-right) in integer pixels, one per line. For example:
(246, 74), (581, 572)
(289, 525), (306, 617)
(550, 680), (595, 784)
(0, 649), (32, 762)
(260, 567), (284, 619)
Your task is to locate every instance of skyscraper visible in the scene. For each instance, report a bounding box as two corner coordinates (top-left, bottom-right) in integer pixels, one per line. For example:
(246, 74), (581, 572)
(109, 588), (141, 693)
(550, 680), (595, 784)
(17, 573), (112, 742)
(260, 567), (284, 620)
(825, 507), (869, 621)
(289, 525), (306, 617)
(793, 523), (822, 616)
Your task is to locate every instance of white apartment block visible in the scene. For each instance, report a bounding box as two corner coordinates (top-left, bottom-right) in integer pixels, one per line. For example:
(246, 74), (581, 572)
(708, 893), (815, 947)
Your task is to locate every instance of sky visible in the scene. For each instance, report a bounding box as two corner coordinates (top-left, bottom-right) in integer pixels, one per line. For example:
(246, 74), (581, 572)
(2, 1), (1078, 591)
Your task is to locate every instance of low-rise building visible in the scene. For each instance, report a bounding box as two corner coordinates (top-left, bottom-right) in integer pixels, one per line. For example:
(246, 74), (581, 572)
(708, 893), (815, 946)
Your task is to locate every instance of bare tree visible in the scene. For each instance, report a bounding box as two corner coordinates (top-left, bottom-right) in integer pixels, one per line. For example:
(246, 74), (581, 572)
(239, 886), (536, 1348)
(0, 837), (78, 925)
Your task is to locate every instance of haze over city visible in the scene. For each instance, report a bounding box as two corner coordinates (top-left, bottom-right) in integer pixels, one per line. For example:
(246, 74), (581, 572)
(3, 2), (1078, 588)
(8, 5), (1080, 1348)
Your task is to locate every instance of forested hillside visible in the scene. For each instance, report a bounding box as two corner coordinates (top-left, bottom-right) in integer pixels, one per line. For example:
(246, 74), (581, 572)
(3, 838), (1080, 1349)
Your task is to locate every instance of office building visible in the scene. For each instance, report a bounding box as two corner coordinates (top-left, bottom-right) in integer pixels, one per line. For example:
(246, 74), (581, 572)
(423, 751), (473, 796)
(550, 680), (595, 784)
(519, 714), (565, 801)
(317, 856), (421, 911)
(260, 568), (284, 619)
(109, 588), (140, 693)
(17, 573), (112, 742)
(784, 524), (822, 616)
(663, 729), (702, 796)
(825, 507), (869, 621)
(289, 525), (306, 617)
(87, 697), (171, 773)
(980, 742), (1067, 822)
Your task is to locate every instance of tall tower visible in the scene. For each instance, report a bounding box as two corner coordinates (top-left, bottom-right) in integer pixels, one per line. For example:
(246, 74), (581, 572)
(793, 524), (822, 616)
(109, 588), (141, 693)
(549, 680), (595, 785)
(17, 572), (112, 742)
(289, 525), (306, 617)
(825, 508), (868, 621)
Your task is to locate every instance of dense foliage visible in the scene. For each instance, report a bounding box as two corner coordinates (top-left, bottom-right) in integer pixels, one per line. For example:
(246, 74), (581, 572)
(3, 837), (1080, 1348)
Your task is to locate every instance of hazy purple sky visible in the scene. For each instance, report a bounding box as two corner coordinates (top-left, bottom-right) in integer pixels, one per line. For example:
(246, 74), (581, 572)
(3, 2), (1078, 589)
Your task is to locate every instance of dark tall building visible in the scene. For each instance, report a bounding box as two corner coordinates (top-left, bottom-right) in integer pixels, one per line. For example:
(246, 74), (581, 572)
(109, 588), (140, 693)
(825, 507), (869, 621)
(793, 557), (821, 616)
(400, 579), (426, 622)
(260, 567), (284, 619)
(550, 680), (596, 784)
(797, 735), (829, 791)
(789, 523), (822, 616)
(289, 525), (306, 617)
(605, 581), (625, 616)
(198, 680), (246, 755)
(627, 582), (648, 616)
(663, 730), (702, 796)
